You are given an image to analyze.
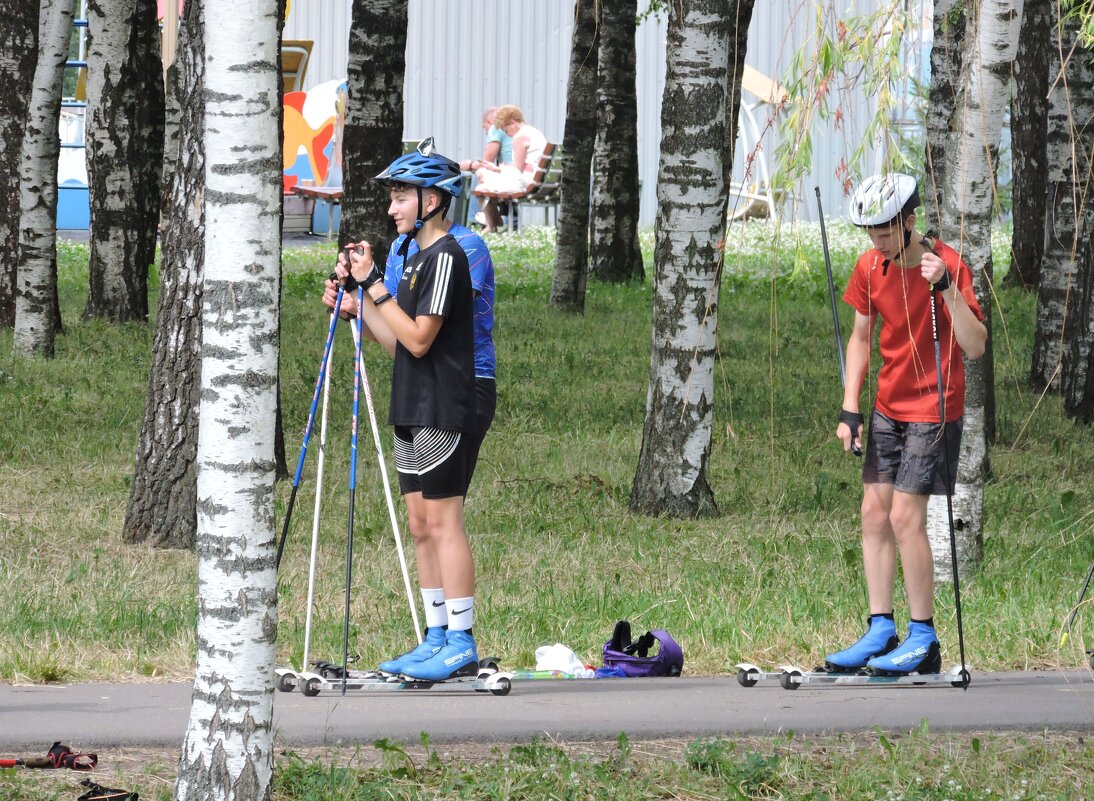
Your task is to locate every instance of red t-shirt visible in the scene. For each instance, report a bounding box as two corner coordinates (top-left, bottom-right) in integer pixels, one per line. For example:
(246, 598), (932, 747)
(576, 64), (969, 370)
(842, 240), (983, 423)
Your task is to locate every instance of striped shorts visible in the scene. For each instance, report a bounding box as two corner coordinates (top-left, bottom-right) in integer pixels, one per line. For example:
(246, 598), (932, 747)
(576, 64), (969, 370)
(393, 426), (471, 499)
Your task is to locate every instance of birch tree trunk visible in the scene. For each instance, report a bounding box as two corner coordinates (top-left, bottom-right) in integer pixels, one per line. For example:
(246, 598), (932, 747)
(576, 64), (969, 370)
(83, 0), (164, 322)
(173, 0), (281, 797)
(922, 0), (965, 233)
(589, 0), (643, 283)
(1004, 0), (1052, 291)
(13, 0), (75, 358)
(630, 0), (755, 518)
(1061, 24), (1094, 422)
(1031, 11), (1088, 393)
(123, 0), (204, 549)
(925, 0), (1021, 581)
(549, 0), (600, 313)
(341, 0), (406, 257)
(0, 3), (39, 327)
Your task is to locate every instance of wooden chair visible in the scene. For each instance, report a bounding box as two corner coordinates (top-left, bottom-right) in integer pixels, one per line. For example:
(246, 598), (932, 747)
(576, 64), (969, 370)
(281, 40), (314, 93)
(473, 143), (557, 232)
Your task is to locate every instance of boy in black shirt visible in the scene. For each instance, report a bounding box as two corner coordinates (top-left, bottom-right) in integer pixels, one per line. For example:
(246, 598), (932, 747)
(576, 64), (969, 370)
(326, 144), (480, 681)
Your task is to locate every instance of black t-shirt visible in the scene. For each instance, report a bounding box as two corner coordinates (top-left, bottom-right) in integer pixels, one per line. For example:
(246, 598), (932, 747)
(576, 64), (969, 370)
(389, 234), (476, 432)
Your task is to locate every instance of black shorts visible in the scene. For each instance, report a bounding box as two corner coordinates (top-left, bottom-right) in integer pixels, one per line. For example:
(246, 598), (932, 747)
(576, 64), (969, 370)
(862, 409), (962, 495)
(467, 377), (497, 482)
(394, 426), (472, 500)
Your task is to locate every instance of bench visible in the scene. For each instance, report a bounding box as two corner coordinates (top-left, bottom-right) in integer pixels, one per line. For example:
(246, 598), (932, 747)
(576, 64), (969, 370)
(472, 143), (559, 232)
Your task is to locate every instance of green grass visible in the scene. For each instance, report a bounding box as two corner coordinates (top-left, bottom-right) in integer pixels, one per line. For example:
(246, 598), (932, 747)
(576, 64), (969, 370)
(0, 223), (1092, 684)
(1, 730), (1090, 800)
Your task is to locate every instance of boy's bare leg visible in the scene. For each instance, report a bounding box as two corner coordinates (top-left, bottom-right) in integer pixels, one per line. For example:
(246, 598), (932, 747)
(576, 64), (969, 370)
(860, 482), (897, 614)
(404, 491), (440, 587)
(889, 490), (934, 620)
(423, 495), (474, 598)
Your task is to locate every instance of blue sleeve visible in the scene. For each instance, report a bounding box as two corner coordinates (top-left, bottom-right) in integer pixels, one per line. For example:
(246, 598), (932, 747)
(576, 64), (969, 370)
(385, 236), (405, 294)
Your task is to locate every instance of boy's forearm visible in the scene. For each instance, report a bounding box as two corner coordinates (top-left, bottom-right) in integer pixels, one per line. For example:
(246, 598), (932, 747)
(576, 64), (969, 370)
(942, 287), (987, 359)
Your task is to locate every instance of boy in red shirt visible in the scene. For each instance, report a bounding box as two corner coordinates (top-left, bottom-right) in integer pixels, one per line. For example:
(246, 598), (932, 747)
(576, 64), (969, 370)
(829, 173), (987, 674)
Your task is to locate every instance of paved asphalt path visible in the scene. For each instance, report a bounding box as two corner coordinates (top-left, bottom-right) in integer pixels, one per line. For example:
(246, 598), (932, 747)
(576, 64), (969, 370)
(1, 670), (1091, 750)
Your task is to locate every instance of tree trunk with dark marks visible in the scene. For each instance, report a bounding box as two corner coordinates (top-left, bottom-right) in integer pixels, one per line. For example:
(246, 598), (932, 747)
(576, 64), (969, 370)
(549, 0), (600, 313)
(83, 0), (164, 322)
(630, 0), (755, 518)
(0, 2), (39, 328)
(589, 0), (643, 283)
(13, 0), (75, 358)
(922, 0), (965, 234)
(173, 0), (280, 799)
(340, 0), (406, 260)
(123, 0), (204, 550)
(1004, 0), (1051, 291)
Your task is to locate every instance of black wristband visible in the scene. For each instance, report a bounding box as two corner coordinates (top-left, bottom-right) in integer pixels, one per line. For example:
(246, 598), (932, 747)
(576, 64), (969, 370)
(933, 270), (951, 292)
(373, 292), (393, 306)
(838, 409), (864, 431)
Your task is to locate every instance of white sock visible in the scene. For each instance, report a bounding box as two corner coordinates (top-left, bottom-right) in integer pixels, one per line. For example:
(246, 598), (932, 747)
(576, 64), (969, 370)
(445, 596), (474, 632)
(421, 587), (447, 629)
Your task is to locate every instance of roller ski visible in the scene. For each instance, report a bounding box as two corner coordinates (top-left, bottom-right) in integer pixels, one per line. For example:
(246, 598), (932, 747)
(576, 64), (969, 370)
(286, 657), (513, 697)
(779, 623), (969, 690)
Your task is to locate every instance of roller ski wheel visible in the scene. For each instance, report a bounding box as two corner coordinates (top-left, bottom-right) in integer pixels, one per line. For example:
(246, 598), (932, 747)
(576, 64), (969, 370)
(302, 676), (323, 697)
(733, 663), (785, 687)
(478, 655), (501, 672)
(275, 668), (298, 693)
(489, 676), (512, 696)
(780, 668), (803, 690)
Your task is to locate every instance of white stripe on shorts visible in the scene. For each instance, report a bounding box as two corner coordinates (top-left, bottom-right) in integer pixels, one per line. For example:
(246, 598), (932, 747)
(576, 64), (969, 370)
(394, 428), (461, 475)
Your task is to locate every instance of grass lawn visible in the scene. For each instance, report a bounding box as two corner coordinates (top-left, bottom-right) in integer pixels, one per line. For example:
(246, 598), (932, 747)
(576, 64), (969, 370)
(1, 223), (1092, 682)
(0, 222), (1091, 800)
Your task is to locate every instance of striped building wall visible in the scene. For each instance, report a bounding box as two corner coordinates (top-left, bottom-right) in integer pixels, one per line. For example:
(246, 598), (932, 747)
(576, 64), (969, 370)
(284, 0), (887, 226)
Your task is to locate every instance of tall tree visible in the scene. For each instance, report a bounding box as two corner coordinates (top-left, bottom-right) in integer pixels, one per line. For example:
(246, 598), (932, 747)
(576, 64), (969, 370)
(630, 0), (755, 517)
(123, 0), (204, 549)
(0, 2), (39, 328)
(925, 0), (1021, 580)
(549, 0), (601, 313)
(589, 0), (643, 283)
(340, 0), (407, 258)
(922, 0), (966, 233)
(83, 0), (164, 322)
(173, 1), (281, 799)
(1031, 9), (1091, 393)
(13, 0), (75, 358)
(1060, 13), (1094, 422)
(1004, 0), (1052, 291)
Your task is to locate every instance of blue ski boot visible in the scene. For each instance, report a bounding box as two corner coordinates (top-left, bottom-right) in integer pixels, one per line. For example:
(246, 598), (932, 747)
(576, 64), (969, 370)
(866, 621), (942, 675)
(399, 628), (479, 681)
(378, 626), (447, 675)
(824, 615), (900, 673)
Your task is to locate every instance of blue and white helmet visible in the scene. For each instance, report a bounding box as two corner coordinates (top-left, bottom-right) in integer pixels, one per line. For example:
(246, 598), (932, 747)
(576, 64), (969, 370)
(374, 137), (463, 198)
(848, 173), (919, 227)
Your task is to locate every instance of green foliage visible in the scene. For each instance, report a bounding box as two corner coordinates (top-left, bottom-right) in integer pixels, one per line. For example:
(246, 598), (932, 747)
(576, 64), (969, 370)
(773, 1), (917, 204)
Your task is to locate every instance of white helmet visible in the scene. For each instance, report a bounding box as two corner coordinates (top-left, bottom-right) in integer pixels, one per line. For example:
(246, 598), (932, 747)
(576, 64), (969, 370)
(848, 173), (920, 227)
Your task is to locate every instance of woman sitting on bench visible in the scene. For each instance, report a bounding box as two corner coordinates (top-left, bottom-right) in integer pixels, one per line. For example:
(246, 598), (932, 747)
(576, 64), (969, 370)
(473, 104), (546, 233)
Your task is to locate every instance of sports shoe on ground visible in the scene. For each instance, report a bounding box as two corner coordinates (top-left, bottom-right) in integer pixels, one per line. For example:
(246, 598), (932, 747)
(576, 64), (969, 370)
(865, 621), (942, 675)
(824, 615), (900, 672)
(378, 626), (446, 675)
(398, 628), (479, 681)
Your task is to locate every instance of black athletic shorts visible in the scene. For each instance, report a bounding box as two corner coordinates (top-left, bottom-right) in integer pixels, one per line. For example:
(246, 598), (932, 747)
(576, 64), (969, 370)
(467, 377), (497, 481)
(862, 409), (962, 495)
(394, 426), (472, 500)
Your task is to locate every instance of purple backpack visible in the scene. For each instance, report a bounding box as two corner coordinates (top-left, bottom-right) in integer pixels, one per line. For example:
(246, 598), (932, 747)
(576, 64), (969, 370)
(602, 620), (684, 677)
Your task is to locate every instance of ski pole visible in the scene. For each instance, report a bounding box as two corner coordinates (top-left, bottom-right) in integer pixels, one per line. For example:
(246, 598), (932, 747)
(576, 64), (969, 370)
(341, 285), (365, 695)
(301, 326), (336, 675)
(0, 742), (97, 771)
(275, 288), (345, 570)
(349, 315), (423, 643)
(816, 187), (861, 456)
(1059, 557), (1094, 648)
(925, 239), (970, 689)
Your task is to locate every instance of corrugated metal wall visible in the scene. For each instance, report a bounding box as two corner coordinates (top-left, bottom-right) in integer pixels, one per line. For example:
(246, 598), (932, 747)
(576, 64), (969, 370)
(285, 0), (884, 225)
